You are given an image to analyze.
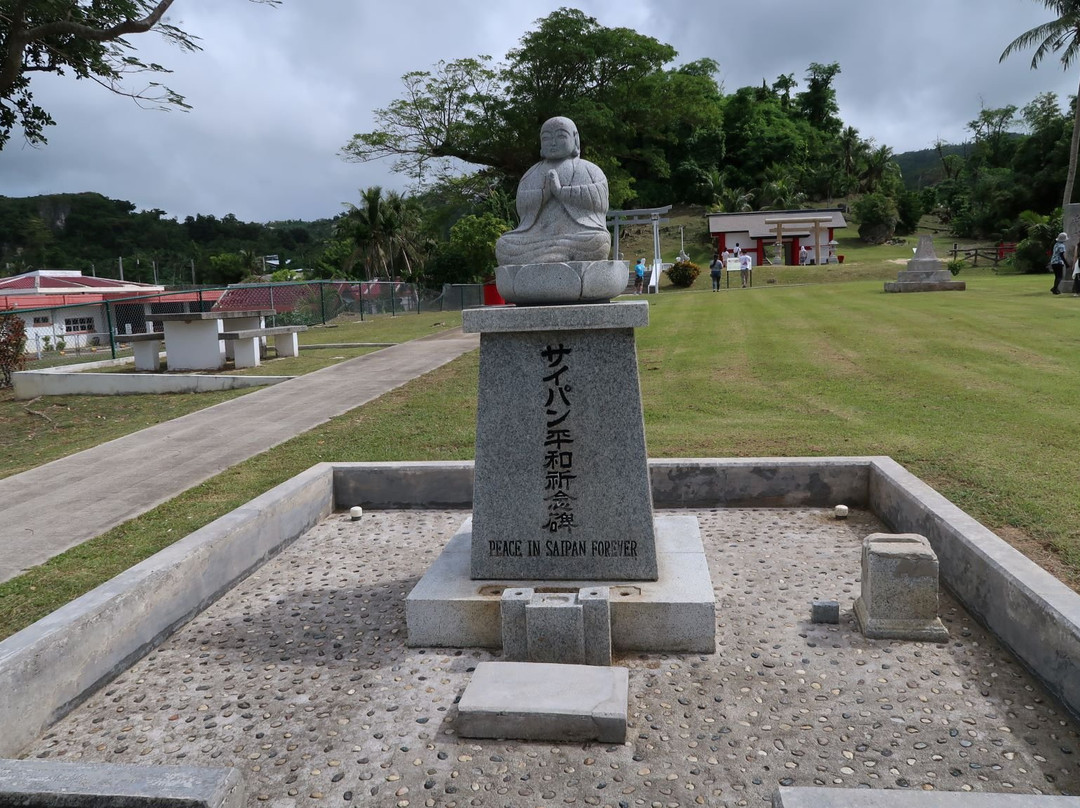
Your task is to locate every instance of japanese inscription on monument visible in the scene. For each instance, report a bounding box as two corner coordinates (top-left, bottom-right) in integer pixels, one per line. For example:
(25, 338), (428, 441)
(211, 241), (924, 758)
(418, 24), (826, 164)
(542, 343), (576, 536)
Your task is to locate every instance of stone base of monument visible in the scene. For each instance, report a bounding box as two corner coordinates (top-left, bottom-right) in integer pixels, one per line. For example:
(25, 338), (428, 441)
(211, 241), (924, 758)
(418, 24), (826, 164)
(884, 268), (966, 293)
(885, 240), (966, 292)
(405, 514), (715, 653)
(456, 661), (628, 743)
(495, 260), (628, 304)
(853, 533), (949, 642)
(884, 277), (966, 292)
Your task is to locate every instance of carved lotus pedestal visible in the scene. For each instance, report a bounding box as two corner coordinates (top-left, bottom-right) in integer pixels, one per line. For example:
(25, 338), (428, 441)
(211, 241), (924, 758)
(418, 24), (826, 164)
(495, 260), (628, 305)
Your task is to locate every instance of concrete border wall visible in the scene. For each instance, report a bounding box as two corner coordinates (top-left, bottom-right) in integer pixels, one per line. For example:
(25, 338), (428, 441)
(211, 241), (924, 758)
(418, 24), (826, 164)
(13, 368), (291, 399)
(648, 457), (871, 507)
(333, 461), (474, 508)
(331, 458), (872, 511)
(0, 464), (334, 758)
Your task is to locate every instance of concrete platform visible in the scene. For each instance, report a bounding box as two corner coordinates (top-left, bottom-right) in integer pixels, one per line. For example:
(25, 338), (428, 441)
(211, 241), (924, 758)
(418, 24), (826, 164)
(6, 457), (1080, 807)
(13, 505), (1080, 806)
(404, 513), (715, 652)
(0, 759), (245, 808)
(457, 661), (628, 743)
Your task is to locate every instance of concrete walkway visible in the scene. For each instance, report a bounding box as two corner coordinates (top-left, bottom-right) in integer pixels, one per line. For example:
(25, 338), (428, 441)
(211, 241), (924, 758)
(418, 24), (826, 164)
(0, 329), (480, 584)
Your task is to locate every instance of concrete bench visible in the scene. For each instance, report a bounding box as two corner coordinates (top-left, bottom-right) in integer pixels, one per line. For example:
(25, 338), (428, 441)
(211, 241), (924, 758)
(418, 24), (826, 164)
(114, 332), (164, 371)
(219, 325), (307, 368)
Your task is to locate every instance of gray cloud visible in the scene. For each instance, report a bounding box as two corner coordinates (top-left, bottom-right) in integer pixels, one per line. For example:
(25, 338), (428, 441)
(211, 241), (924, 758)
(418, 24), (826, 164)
(1, 0), (1074, 222)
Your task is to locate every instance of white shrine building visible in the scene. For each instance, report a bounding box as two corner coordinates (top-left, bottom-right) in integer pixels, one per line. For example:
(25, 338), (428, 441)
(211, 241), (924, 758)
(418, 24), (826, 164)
(706, 207), (848, 267)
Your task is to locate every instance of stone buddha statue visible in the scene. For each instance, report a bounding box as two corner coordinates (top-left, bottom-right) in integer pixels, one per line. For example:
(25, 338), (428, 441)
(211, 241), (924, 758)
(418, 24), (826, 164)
(495, 116), (611, 266)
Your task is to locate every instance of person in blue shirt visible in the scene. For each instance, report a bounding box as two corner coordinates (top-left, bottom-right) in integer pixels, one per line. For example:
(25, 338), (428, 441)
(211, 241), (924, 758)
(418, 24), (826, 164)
(634, 258), (646, 294)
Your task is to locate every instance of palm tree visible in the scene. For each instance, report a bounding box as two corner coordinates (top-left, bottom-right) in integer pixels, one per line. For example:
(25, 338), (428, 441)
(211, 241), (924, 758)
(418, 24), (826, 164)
(859, 145), (898, 194)
(1000, 1), (1080, 208)
(341, 187), (426, 281)
(838, 126), (866, 180)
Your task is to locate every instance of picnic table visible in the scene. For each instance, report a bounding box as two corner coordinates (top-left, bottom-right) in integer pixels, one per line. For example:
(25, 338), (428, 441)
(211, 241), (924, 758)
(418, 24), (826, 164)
(152, 309), (276, 371)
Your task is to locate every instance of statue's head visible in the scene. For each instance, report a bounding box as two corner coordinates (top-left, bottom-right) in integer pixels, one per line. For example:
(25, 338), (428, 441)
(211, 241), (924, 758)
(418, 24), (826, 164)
(540, 116), (580, 160)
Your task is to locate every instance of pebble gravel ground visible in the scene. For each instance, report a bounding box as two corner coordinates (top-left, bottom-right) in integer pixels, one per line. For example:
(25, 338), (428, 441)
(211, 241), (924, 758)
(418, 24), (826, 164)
(22, 508), (1080, 807)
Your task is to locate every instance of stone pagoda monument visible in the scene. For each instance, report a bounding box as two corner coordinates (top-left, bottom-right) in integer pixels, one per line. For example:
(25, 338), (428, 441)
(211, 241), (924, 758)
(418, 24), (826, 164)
(405, 117), (715, 662)
(885, 235), (965, 293)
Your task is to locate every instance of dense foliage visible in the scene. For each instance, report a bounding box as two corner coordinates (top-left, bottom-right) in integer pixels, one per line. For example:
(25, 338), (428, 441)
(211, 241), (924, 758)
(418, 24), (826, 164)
(343, 10), (888, 215)
(910, 94), (1076, 243)
(3, 8), (1077, 287)
(0, 193), (326, 284)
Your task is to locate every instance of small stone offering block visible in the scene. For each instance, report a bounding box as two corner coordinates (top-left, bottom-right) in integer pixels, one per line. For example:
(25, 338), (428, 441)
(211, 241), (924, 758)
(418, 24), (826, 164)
(456, 661), (628, 743)
(811, 599), (840, 624)
(854, 533), (949, 642)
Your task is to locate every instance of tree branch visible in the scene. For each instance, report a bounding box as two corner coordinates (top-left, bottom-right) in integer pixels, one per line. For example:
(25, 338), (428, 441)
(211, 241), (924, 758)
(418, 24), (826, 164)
(23, 0), (178, 44)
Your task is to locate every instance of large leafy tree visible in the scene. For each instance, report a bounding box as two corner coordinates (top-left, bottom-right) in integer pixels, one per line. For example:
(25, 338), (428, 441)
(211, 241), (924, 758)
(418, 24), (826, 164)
(796, 62), (843, 134)
(0, 0), (277, 150)
(1000, 1), (1080, 208)
(342, 8), (724, 208)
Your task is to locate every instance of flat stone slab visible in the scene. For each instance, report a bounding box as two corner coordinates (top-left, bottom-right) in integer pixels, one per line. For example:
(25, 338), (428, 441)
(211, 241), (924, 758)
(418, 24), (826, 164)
(774, 786), (1080, 808)
(456, 661), (628, 743)
(0, 759), (245, 808)
(406, 513), (715, 652)
(153, 309), (273, 321)
(463, 300), (649, 333)
(884, 281), (966, 292)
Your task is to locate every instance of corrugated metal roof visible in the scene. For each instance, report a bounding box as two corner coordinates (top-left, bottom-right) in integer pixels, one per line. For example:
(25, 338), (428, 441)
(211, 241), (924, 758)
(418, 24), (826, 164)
(0, 271), (164, 294)
(0, 294), (106, 310)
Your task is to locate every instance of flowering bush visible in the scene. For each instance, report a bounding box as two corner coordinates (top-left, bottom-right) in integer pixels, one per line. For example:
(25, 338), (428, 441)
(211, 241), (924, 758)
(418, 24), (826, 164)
(666, 260), (702, 288)
(0, 314), (28, 388)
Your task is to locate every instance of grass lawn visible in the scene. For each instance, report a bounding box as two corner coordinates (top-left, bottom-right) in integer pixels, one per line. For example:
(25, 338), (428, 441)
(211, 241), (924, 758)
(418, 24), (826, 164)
(1, 272), (1078, 640)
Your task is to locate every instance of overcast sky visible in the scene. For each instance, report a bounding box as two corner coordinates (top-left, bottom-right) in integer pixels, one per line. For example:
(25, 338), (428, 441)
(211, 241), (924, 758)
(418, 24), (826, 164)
(1, 0), (1076, 223)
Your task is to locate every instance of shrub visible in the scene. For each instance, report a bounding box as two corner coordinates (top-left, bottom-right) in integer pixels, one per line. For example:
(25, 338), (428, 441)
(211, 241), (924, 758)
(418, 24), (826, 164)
(666, 260), (701, 288)
(946, 259), (965, 276)
(0, 314), (28, 388)
(1011, 211), (1058, 274)
(853, 193), (899, 244)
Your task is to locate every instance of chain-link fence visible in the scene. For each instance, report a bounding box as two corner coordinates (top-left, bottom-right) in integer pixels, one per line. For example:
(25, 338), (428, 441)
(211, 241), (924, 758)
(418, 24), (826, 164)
(6, 280), (495, 369)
